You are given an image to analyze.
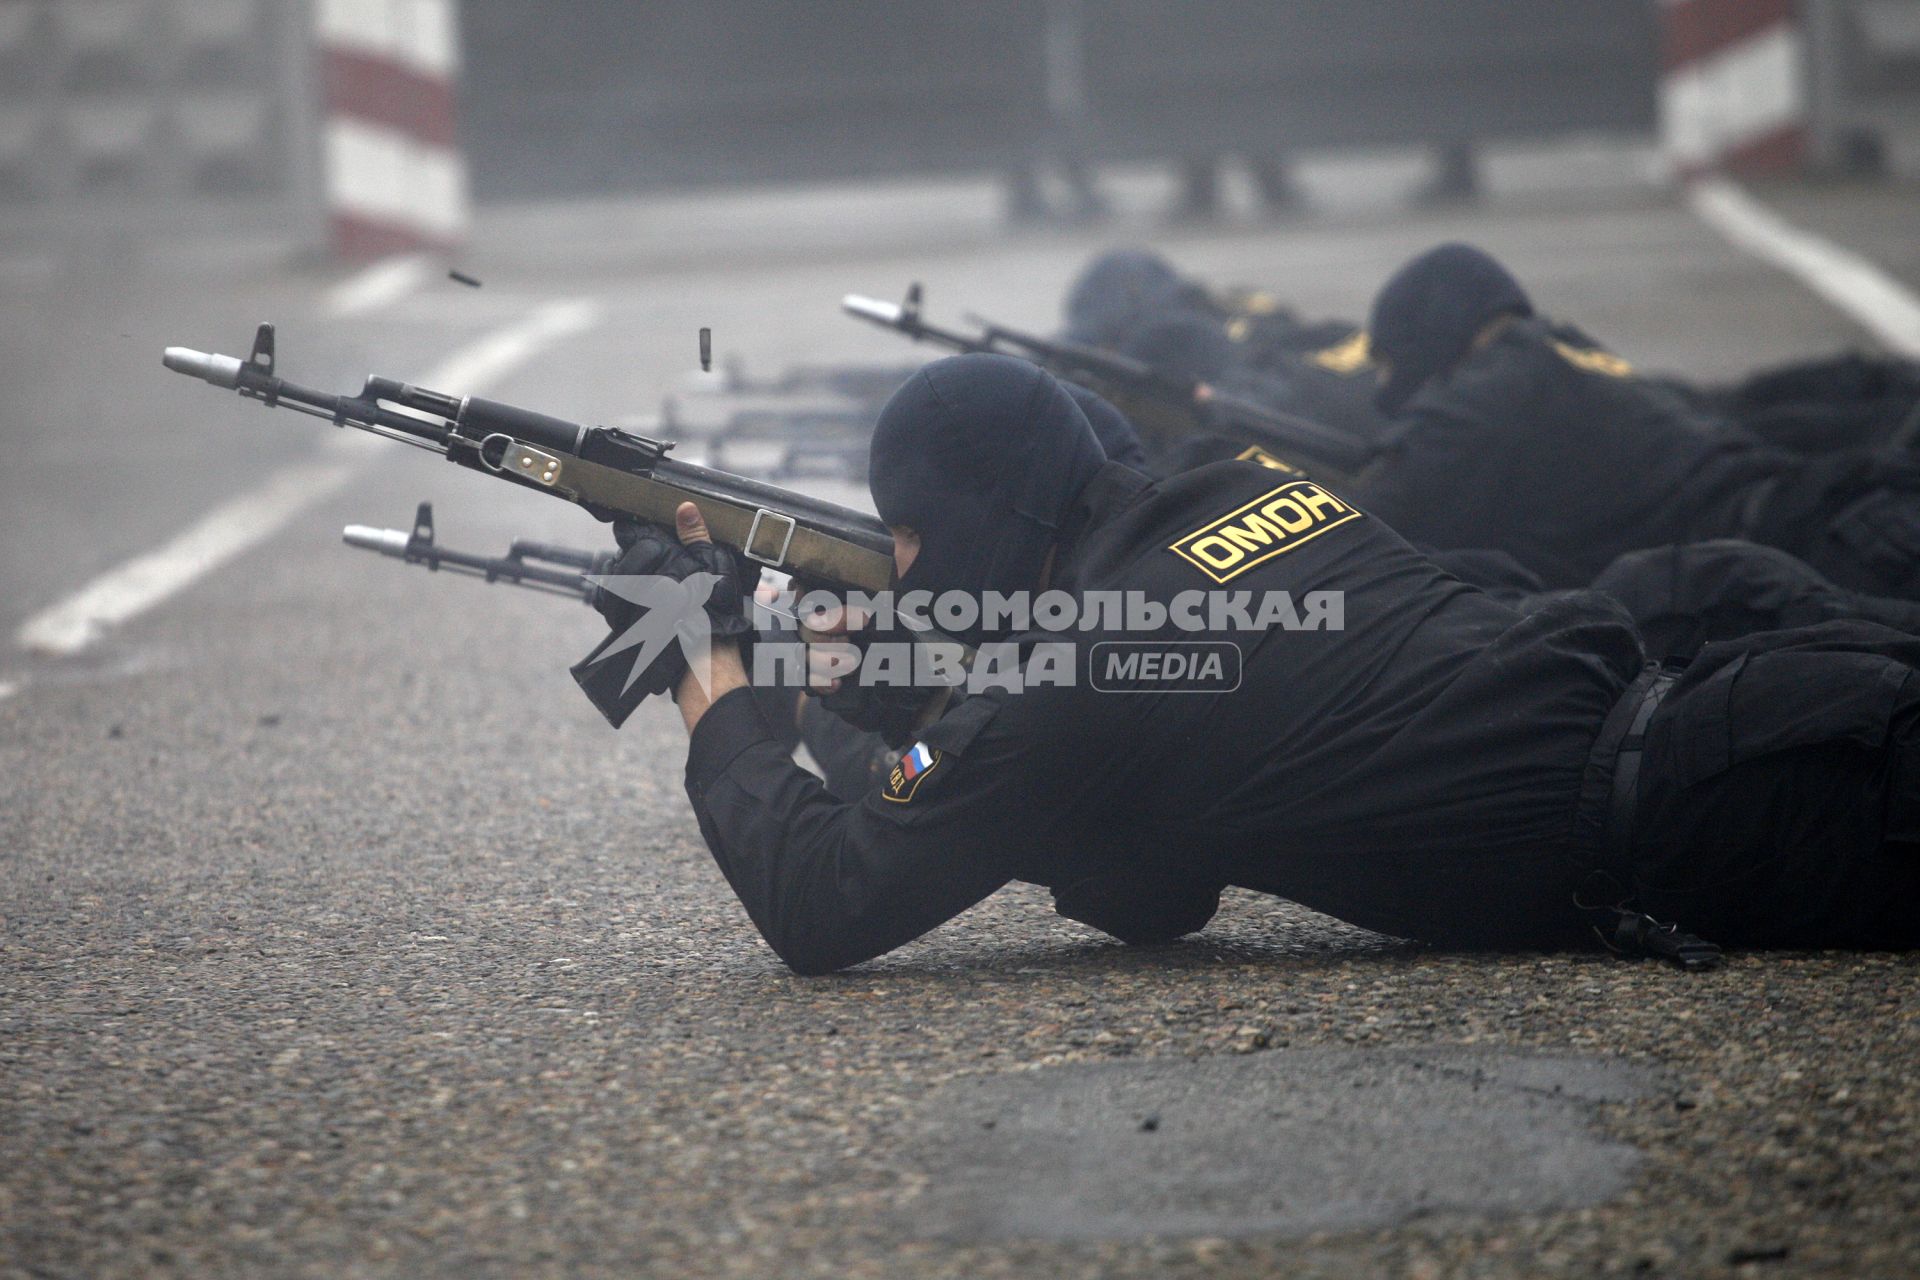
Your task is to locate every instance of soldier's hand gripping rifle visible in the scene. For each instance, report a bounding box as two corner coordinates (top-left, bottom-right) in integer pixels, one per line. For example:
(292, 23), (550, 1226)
(164, 323), (908, 726)
(841, 285), (1375, 479)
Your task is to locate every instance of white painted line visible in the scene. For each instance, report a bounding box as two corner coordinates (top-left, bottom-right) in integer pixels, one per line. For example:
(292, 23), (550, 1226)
(16, 460), (358, 655)
(1688, 177), (1920, 357)
(324, 252), (433, 318)
(15, 297), (605, 657)
(0, 678), (19, 702)
(424, 297), (601, 391)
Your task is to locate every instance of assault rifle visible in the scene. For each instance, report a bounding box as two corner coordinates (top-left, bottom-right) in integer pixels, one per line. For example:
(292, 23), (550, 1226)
(841, 285), (1374, 478)
(343, 502), (611, 603)
(343, 504), (823, 650)
(164, 323), (907, 724)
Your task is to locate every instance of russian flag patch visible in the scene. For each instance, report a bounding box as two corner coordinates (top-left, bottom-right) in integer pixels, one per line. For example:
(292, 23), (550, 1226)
(883, 741), (943, 803)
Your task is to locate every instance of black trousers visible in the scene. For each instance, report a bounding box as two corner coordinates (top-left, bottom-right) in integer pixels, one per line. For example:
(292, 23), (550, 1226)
(1631, 621), (1920, 949)
(1747, 453), (1920, 602)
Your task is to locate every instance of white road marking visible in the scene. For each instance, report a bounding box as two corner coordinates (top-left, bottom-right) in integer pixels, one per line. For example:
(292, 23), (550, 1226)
(15, 298), (605, 657)
(1688, 177), (1920, 357)
(0, 678), (19, 702)
(323, 252), (433, 318)
(424, 297), (601, 391)
(16, 461), (359, 655)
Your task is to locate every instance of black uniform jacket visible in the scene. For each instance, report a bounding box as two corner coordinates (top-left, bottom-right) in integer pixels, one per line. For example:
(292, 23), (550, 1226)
(684, 460), (1645, 973)
(1357, 317), (1800, 588)
(1224, 321), (1400, 457)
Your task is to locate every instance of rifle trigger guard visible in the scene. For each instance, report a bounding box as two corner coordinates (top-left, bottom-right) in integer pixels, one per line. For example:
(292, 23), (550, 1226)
(744, 508), (797, 568)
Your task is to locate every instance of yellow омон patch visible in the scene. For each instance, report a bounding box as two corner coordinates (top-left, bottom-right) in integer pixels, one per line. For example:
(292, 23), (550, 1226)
(1169, 481), (1363, 583)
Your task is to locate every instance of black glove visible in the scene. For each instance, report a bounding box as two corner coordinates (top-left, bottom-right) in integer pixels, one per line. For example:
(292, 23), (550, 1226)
(809, 621), (944, 748)
(590, 517), (754, 631)
(780, 575), (940, 749)
(571, 513), (755, 728)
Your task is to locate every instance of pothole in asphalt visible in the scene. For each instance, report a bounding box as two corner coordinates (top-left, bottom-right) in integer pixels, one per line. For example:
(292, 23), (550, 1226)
(901, 1048), (1658, 1242)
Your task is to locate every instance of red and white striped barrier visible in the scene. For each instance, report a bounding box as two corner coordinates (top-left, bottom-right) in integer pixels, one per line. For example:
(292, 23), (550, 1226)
(1661, 0), (1808, 179)
(315, 0), (469, 260)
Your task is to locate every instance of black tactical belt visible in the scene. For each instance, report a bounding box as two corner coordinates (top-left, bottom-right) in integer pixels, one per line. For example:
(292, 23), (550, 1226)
(1604, 667), (1675, 876)
(1573, 664), (1723, 972)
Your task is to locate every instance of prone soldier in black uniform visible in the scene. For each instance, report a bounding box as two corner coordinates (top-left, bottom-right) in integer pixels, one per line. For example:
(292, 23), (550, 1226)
(1063, 250), (1398, 459)
(1668, 351), (1920, 458)
(1358, 243), (1920, 598)
(786, 388), (1920, 804)
(593, 353), (1920, 974)
(1115, 312), (1395, 465)
(1069, 360), (1920, 663)
(1065, 248), (1920, 472)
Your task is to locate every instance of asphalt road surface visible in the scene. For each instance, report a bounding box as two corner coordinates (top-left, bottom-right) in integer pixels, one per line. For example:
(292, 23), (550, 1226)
(3, 174), (1917, 1279)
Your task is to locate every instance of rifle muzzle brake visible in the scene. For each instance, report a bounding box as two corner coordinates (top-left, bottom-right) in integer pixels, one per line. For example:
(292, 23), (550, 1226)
(341, 525), (412, 556)
(841, 294), (903, 325)
(162, 347), (244, 390)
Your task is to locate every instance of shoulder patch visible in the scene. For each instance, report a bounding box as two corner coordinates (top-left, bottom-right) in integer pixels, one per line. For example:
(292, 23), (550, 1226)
(1552, 339), (1632, 378)
(1169, 480), (1364, 583)
(1308, 330), (1374, 375)
(918, 689), (1003, 756)
(1235, 289), (1282, 316)
(1234, 444), (1306, 474)
(882, 741), (943, 803)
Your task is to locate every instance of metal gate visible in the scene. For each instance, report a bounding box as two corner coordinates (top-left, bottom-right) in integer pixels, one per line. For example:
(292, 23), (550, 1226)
(459, 0), (1662, 200)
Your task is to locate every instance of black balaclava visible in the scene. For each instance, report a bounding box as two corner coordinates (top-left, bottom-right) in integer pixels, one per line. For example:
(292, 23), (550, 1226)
(869, 354), (1106, 641)
(1368, 242), (1533, 415)
(1062, 249), (1198, 349)
(1063, 380), (1149, 470)
(1122, 313), (1236, 385)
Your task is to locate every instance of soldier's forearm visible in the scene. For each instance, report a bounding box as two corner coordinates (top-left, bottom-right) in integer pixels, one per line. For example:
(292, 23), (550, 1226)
(677, 643), (751, 733)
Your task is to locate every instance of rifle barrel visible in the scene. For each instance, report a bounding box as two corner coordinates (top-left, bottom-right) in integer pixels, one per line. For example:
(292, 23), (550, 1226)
(343, 524), (595, 598)
(841, 294), (1375, 476)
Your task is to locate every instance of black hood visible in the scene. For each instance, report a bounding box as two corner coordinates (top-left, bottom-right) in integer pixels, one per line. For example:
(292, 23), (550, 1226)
(1062, 249), (1201, 348)
(1368, 242), (1533, 414)
(1063, 380), (1149, 470)
(869, 354), (1106, 637)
